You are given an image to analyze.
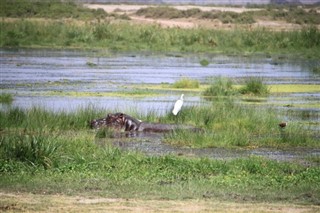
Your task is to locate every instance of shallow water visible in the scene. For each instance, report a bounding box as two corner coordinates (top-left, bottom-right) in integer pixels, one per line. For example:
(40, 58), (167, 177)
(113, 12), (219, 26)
(1, 49), (319, 161)
(1, 49), (319, 115)
(96, 132), (320, 165)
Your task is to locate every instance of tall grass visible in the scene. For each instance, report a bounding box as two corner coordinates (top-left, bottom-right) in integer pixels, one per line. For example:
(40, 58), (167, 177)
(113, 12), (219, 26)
(0, 20), (319, 58)
(239, 77), (270, 96)
(172, 78), (200, 89)
(0, 106), (319, 203)
(0, 130), (60, 169)
(0, 93), (13, 104)
(1, 137), (319, 203)
(0, 106), (105, 130)
(203, 77), (236, 97)
(163, 100), (318, 148)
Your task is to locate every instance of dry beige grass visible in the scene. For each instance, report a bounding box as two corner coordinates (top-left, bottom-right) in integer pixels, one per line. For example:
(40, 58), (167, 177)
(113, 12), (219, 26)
(84, 4), (307, 31)
(1, 192), (320, 213)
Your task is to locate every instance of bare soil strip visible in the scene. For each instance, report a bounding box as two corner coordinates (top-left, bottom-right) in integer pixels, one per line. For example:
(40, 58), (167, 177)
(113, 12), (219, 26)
(1, 192), (319, 213)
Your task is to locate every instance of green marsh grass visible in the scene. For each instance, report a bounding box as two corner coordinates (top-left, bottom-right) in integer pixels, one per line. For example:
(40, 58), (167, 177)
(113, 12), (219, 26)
(0, 106), (105, 131)
(1, 20), (320, 58)
(0, 130), (60, 169)
(163, 100), (318, 148)
(200, 59), (209, 66)
(172, 78), (200, 89)
(203, 77), (236, 97)
(0, 106), (319, 203)
(1, 138), (319, 204)
(0, 93), (13, 104)
(239, 77), (270, 96)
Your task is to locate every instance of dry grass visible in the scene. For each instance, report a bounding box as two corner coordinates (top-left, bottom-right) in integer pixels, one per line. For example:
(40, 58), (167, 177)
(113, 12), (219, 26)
(1, 192), (319, 213)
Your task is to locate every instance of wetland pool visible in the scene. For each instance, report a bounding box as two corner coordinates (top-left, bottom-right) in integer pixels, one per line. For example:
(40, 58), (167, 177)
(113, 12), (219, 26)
(1, 49), (319, 161)
(1, 49), (319, 114)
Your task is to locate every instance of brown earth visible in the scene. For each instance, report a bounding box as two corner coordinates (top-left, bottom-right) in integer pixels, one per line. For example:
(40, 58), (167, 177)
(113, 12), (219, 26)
(1, 192), (320, 213)
(84, 4), (310, 31)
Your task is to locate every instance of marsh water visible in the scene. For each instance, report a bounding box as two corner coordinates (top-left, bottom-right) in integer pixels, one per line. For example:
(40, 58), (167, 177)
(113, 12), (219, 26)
(1, 49), (319, 162)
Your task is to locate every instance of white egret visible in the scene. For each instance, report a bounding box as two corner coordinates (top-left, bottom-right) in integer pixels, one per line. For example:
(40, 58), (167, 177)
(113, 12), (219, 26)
(172, 94), (184, 115)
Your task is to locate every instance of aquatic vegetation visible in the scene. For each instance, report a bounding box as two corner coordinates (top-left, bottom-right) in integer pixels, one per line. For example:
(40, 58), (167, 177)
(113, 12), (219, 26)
(203, 77), (236, 97)
(0, 93), (13, 104)
(172, 78), (200, 89)
(199, 59), (209, 66)
(86, 61), (97, 67)
(163, 100), (318, 148)
(239, 77), (270, 96)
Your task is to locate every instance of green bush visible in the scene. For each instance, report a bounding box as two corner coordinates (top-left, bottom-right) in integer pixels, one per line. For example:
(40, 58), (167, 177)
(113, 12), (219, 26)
(0, 0), (108, 20)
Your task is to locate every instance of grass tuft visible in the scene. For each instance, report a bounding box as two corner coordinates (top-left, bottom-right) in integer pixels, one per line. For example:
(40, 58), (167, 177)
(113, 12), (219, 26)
(239, 77), (270, 96)
(173, 78), (200, 89)
(200, 59), (209, 66)
(0, 130), (60, 169)
(203, 77), (236, 97)
(0, 93), (13, 104)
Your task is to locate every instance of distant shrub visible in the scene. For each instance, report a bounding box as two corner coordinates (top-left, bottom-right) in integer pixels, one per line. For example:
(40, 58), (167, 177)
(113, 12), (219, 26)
(0, 0), (108, 20)
(136, 7), (184, 19)
(173, 78), (200, 89)
(239, 77), (269, 96)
